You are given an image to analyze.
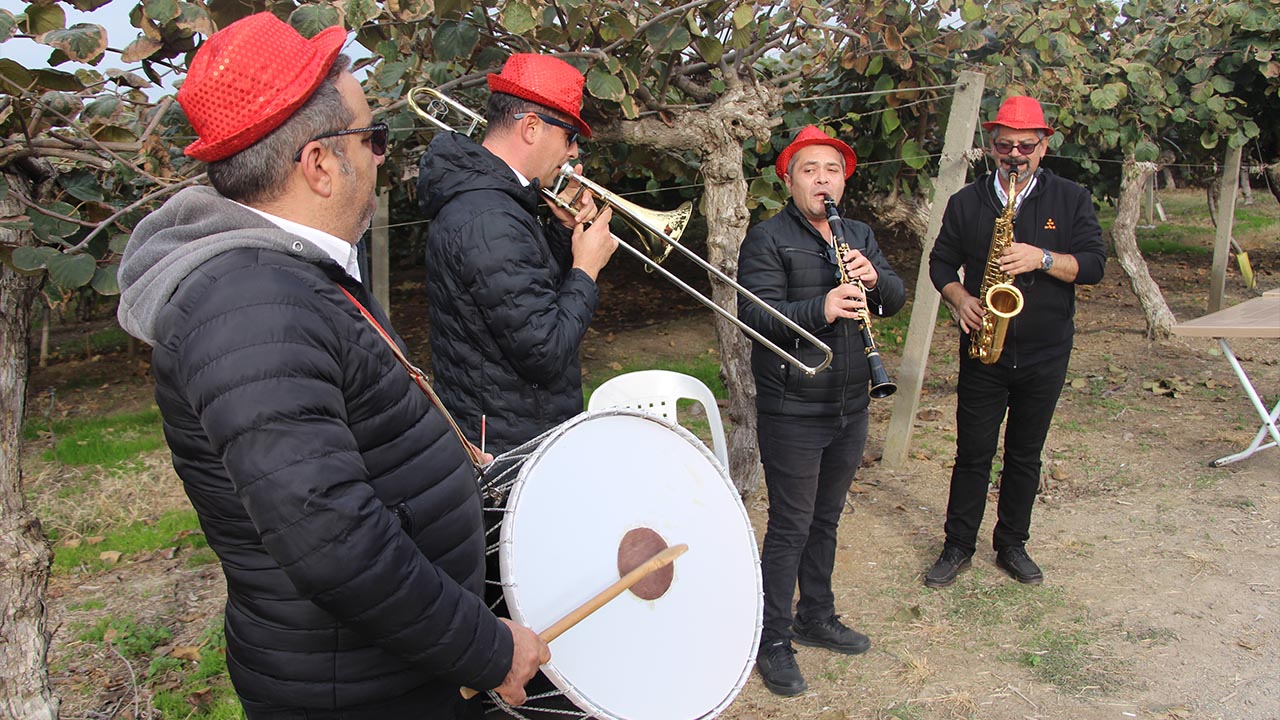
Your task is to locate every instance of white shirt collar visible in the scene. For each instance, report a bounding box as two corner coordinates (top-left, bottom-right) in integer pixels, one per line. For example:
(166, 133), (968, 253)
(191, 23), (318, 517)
(993, 171), (1038, 214)
(509, 164), (531, 187)
(236, 202), (361, 282)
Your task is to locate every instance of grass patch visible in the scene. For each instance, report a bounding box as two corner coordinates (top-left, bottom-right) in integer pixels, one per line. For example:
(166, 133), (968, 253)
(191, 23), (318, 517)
(1015, 626), (1120, 693)
(78, 616), (172, 658)
(52, 508), (206, 573)
(943, 573), (1066, 629)
(150, 621), (245, 720)
(584, 354), (725, 399)
(24, 407), (165, 467)
(67, 599), (106, 611)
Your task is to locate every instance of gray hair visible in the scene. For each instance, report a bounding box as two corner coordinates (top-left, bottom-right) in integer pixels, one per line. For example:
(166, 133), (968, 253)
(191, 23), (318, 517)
(207, 54), (354, 204)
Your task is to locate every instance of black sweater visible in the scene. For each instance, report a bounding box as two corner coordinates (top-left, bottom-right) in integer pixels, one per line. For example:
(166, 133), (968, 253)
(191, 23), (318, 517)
(418, 132), (599, 454)
(929, 169), (1106, 367)
(737, 200), (905, 417)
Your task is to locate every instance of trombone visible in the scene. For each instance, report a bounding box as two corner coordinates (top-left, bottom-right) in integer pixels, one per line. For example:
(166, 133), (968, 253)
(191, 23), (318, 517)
(407, 87), (833, 376)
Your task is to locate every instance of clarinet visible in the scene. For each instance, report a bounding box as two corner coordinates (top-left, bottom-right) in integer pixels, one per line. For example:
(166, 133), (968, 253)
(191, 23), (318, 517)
(823, 197), (897, 399)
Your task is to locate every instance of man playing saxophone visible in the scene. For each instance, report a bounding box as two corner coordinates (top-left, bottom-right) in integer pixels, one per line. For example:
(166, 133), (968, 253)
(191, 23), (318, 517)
(924, 96), (1106, 588)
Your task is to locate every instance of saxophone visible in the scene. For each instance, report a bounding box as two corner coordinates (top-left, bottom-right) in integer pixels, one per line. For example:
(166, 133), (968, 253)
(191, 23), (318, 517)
(968, 170), (1026, 365)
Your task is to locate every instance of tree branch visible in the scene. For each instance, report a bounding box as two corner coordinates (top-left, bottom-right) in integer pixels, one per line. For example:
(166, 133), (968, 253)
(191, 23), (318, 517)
(69, 172), (208, 253)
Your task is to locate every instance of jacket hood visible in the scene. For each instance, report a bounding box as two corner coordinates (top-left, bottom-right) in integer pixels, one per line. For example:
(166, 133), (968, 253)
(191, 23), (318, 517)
(115, 186), (329, 345)
(417, 132), (540, 221)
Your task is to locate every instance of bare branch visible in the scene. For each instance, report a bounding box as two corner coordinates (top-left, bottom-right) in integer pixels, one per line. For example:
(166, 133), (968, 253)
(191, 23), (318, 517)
(13, 193), (97, 229)
(68, 172), (208, 253)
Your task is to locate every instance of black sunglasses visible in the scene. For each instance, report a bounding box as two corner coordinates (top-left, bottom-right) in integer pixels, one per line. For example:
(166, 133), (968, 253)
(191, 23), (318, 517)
(513, 111), (580, 147)
(294, 123), (389, 162)
(992, 138), (1043, 155)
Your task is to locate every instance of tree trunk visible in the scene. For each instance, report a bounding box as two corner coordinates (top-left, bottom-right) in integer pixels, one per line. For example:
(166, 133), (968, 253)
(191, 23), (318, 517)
(1266, 161), (1280, 205)
(1112, 161), (1176, 340)
(1239, 166), (1253, 206)
(0, 170), (58, 720)
(688, 84), (780, 496)
(865, 189), (931, 248)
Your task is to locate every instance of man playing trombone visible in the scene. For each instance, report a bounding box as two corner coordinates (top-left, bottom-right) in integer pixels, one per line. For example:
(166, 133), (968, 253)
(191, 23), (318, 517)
(738, 126), (905, 697)
(418, 54), (617, 455)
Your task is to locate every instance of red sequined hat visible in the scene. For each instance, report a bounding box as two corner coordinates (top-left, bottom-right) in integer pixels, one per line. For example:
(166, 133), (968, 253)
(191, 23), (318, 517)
(775, 125), (857, 179)
(488, 54), (592, 139)
(179, 13), (347, 162)
(981, 96), (1055, 137)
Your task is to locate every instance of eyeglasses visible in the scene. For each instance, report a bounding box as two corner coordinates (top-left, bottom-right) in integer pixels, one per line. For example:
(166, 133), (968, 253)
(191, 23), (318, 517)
(514, 111), (580, 147)
(294, 123), (389, 162)
(992, 138), (1043, 155)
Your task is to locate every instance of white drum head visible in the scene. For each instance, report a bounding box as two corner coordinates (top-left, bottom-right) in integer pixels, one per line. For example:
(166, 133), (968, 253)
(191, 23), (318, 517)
(498, 409), (762, 719)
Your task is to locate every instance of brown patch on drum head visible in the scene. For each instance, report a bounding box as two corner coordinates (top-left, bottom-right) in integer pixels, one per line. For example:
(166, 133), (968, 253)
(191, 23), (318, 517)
(618, 527), (674, 600)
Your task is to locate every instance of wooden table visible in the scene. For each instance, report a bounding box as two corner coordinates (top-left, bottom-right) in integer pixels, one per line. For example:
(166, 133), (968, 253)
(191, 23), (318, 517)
(1172, 290), (1280, 466)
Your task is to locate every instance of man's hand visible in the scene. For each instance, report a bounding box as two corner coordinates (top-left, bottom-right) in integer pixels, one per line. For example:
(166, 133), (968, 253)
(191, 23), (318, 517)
(571, 205), (617, 281)
(941, 281), (984, 333)
(547, 163), (599, 229)
(997, 242), (1044, 277)
(839, 248), (879, 289)
(493, 619), (551, 706)
(823, 282), (867, 324)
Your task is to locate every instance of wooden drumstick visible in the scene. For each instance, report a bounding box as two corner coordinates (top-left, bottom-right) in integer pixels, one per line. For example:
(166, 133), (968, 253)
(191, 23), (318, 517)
(461, 543), (689, 700)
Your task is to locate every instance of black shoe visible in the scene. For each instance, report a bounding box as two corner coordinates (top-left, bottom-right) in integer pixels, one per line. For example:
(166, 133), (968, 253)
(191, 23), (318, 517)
(756, 640), (807, 696)
(924, 546), (972, 588)
(996, 546), (1044, 584)
(792, 615), (871, 655)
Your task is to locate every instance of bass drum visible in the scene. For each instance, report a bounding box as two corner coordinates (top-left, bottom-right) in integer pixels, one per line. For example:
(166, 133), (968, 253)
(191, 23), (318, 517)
(481, 408), (762, 719)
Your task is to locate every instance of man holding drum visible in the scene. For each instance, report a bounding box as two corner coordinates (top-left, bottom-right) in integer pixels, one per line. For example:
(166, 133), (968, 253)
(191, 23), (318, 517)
(418, 54), (617, 456)
(116, 14), (546, 718)
(737, 126), (905, 696)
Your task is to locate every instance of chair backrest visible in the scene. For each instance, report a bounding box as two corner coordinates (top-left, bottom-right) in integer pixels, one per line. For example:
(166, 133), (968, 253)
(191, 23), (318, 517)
(587, 369), (729, 469)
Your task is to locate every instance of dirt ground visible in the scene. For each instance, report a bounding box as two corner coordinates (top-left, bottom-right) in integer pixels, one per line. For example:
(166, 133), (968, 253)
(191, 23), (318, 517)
(26, 199), (1280, 720)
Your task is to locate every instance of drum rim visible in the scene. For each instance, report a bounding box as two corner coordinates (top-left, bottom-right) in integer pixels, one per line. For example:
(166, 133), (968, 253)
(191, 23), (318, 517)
(497, 408), (763, 720)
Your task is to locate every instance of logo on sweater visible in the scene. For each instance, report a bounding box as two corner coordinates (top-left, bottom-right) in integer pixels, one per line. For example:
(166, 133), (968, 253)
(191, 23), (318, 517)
(1043, 218), (1057, 230)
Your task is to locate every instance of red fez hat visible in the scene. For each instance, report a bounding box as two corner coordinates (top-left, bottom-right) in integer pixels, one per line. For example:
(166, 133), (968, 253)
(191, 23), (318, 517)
(981, 96), (1055, 137)
(179, 13), (347, 162)
(775, 126), (857, 180)
(488, 54), (592, 139)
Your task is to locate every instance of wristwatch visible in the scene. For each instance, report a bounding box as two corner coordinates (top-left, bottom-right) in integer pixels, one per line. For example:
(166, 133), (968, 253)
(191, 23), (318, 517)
(1040, 248), (1054, 272)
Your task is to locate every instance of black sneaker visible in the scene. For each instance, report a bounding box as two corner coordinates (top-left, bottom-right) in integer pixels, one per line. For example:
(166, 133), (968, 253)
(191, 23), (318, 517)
(756, 640), (807, 696)
(924, 546), (972, 588)
(792, 615), (871, 655)
(996, 546), (1044, 584)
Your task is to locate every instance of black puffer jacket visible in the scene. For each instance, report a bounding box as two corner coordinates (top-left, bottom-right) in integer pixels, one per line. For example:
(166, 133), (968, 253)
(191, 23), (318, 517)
(738, 200), (905, 417)
(929, 168), (1106, 367)
(418, 132), (598, 454)
(115, 188), (509, 715)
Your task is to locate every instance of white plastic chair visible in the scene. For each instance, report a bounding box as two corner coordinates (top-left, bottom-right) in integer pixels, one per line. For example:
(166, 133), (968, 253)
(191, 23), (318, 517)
(587, 369), (729, 469)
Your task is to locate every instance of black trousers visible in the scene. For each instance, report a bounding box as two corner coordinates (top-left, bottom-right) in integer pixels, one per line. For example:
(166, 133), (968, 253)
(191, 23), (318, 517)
(943, 351), (1071, 555)
(240, 691), (482, 720)
(757, 409), (868, 645)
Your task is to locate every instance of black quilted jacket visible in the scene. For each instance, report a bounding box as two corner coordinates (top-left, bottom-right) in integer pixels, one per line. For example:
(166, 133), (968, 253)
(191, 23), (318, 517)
(737, 200), (905, 417)
(116, 188), (509, 715)
(418, 132), (599, 454)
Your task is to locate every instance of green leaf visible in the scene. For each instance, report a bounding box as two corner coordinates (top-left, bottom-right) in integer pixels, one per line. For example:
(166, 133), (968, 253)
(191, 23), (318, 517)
(83, 95), (122, 123)
(696, 36), (723, 65)
(47, 252), (97, 290)
(109, 233), (130, 254)
(645, 22), (691, 54)
(59, 170), (105, 202)
(1133, 140), (1159, 163)
(503, 2), (536, 35)
(585, 67), (625, 102)
(960, 0), (984, 22)
(1199, 128), (1219, 150)
(91, 264), (120, 295)
(32, 68), (85, 92)
(40, 90), (82, 117)
(733, 5), (754, 29)
(881, 107), (900, 136)
(901, 139), (928, 169)
(0, 58), (35, 91)
(618, 94), (639, 121)
(0, 10), (16, 41)
(600, 13), (635, 42)
(290, 4), (342, 38)
(39, 23), (107, 63)
(120, 35), (163, 63)
(388, 0), (433, 22)
(29, 201), (80, 243)
(1089, 85), (1121, 110)
(343, 0), (381, 27)
(433, 21), (478, 61)
(11, 246), (60, 272)
(142, 0), (180, 24)
(23, 4), (65, 35)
